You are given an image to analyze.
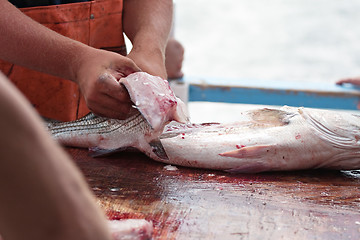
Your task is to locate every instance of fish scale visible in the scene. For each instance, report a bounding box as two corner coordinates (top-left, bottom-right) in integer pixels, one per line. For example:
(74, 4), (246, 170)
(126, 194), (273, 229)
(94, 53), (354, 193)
(48, 113), (150, 135)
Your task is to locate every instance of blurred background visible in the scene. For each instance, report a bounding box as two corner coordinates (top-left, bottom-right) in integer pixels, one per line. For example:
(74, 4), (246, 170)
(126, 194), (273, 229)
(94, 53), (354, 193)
(175, 0), (360, 83)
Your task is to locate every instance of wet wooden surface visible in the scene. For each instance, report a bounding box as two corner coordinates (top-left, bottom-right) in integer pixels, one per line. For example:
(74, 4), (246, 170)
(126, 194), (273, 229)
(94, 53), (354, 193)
(67, 147), (360, 240)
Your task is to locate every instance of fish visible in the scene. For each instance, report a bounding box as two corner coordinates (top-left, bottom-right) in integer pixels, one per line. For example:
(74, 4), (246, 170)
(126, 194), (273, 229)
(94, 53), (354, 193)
(48, 106), (360, 173)
(47, 72), (360, 173)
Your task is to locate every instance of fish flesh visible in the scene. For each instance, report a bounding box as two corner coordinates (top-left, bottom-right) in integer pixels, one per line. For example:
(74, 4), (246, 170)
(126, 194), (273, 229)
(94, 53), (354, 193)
(108, 219), (153, 240)
(48, 105), (360, 173)
(119, 72), (189, 131)
(47, 72), (360, 173)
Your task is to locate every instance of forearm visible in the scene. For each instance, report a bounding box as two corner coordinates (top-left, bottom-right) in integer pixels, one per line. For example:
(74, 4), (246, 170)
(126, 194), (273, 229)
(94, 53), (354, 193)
(123, 0), (173, 52)
(123, 0), (173, 78)
(0, 0), (91, 82)
(0, 72), (112, 240)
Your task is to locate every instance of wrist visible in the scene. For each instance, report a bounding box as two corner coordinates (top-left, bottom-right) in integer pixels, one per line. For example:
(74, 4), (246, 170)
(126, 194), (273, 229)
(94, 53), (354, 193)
(69, 45), (98, 84)
(131, 42), (166, 62)
(129, 41), (168, 79)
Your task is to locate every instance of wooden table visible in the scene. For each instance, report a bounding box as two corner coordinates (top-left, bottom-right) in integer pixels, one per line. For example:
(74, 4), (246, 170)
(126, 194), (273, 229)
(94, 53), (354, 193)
(68, 148), (360, 240)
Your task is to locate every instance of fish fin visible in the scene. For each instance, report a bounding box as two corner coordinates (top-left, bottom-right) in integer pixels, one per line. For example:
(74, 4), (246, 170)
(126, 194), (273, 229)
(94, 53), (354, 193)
(149, 140), (169, 160)
(219, 145), (273, 158)
(89, 146), (139, 158)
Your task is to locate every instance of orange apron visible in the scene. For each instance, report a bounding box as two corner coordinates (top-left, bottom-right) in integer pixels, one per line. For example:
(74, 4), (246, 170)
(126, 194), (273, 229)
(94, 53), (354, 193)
(0, 0), (126, 121)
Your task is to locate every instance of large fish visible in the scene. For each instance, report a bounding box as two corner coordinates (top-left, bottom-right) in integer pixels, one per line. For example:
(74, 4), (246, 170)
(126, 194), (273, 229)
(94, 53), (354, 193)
(47, 73), (360, 173)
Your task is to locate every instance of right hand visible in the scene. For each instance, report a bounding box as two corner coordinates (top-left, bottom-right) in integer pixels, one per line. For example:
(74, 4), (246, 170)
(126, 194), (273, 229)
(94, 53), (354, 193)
(74, 49), (141, 119)
(336, 76), (360, 109)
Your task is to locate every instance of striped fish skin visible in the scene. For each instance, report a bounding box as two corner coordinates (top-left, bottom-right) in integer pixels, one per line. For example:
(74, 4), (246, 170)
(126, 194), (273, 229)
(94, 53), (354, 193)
(48, 112), (170, 160)
(48, 113), (151, 150)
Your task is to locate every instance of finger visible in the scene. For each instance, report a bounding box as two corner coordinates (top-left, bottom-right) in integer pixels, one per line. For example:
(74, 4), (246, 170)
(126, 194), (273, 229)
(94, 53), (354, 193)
(105, 81), (132, 103)
(86, 84), (135, 119)
(336, 79), (350, 85)
(89, 100), (134, 119)
(97, 72), (132, 103)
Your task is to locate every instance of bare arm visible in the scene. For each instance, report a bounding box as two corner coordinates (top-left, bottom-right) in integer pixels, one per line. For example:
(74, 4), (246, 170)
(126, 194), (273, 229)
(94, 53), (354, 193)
(0, 0), (88, 81)
(123, 0), (173, 79)
(0, 0), (141, 119)
(0, 72), (112, 240)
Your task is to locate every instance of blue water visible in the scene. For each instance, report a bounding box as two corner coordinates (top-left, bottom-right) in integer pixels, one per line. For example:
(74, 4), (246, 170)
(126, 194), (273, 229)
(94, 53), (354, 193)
(175, 0), (360, 83)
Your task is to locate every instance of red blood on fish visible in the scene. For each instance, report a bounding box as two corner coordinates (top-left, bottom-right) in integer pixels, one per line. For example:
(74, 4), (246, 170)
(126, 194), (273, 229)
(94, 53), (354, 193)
(106, 210), (145, 220)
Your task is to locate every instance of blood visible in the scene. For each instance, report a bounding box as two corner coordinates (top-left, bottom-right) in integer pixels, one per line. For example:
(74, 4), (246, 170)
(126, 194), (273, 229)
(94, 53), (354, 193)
(106, 210), (146, 221)
(236, 145), (246, 149)
(200, 122), (220, 126)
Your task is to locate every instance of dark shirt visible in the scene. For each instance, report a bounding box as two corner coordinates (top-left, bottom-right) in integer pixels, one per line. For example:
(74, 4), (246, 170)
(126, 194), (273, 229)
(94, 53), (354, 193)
(9, 0), (89, 8)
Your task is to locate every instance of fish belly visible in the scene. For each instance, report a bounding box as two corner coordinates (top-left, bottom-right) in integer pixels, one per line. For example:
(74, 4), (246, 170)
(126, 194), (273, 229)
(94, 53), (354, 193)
(158, 107), (360, 173)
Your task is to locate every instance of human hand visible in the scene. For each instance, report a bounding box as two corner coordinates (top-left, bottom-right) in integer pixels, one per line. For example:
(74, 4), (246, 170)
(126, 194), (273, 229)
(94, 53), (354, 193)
(165, 38), (184, 79)
(336, 76), (360, 86)
(336, 76), (360, 109)
(74, 48), (141, 119)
